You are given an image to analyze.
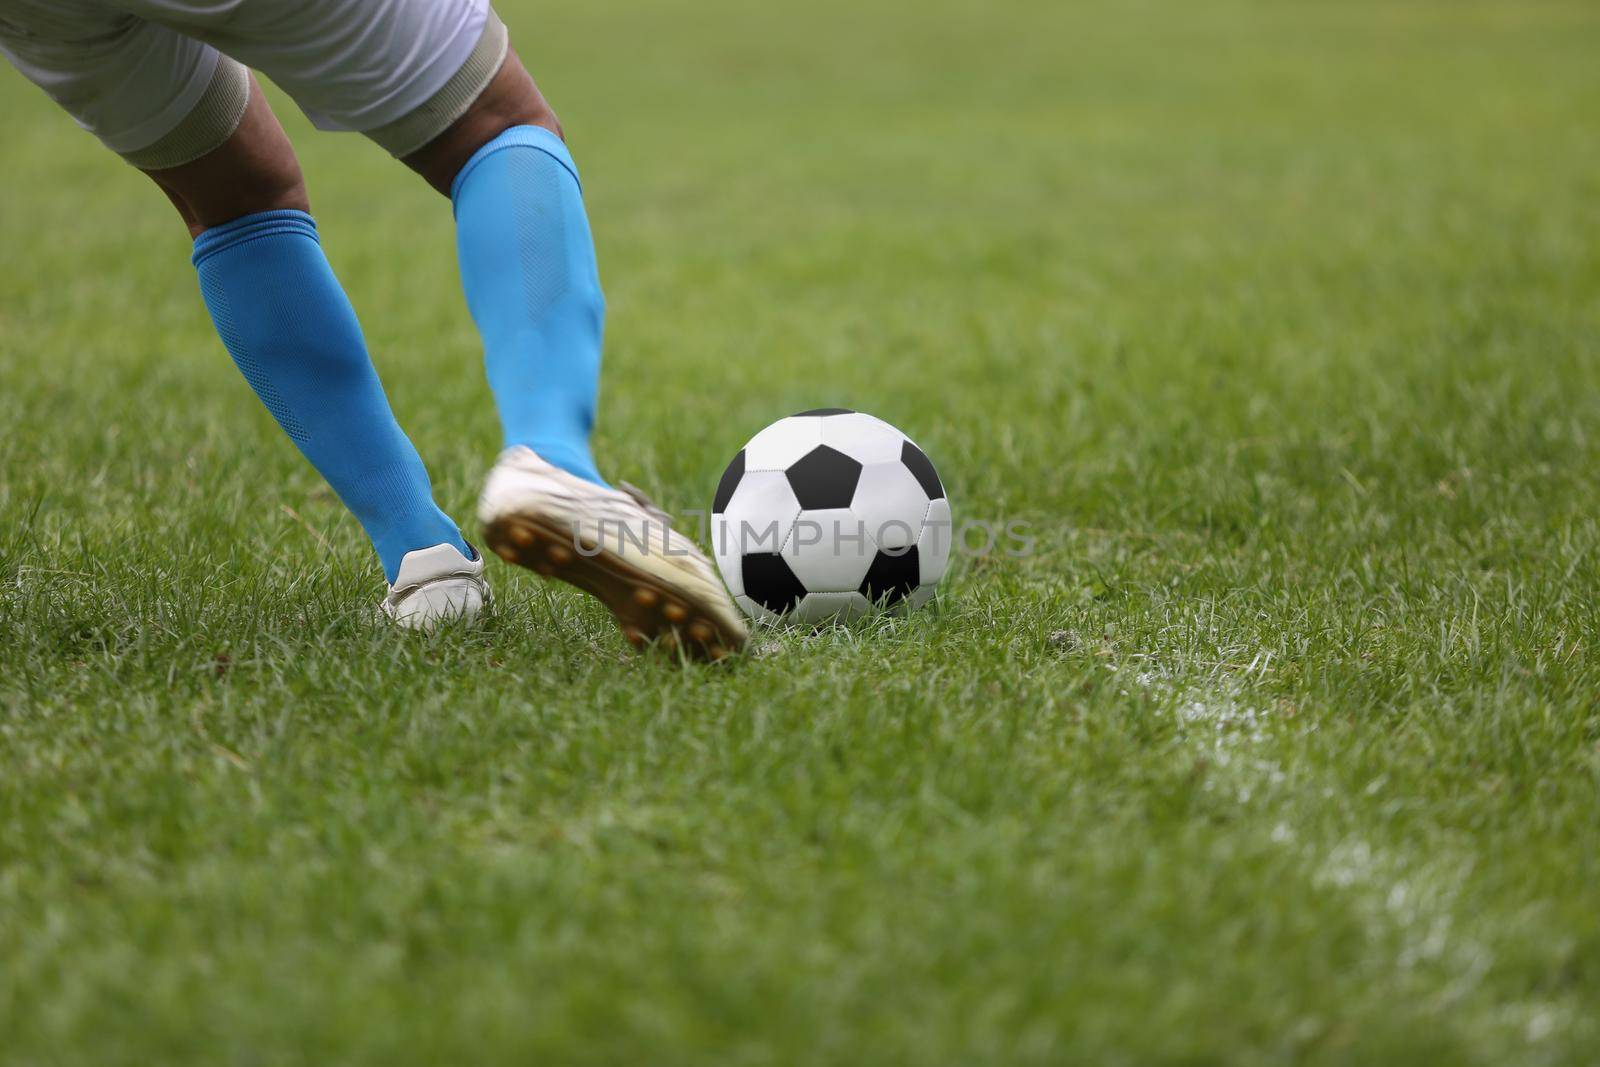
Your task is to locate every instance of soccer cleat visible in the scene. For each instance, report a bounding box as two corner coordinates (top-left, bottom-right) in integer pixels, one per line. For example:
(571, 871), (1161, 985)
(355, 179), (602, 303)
(380, 542), (489, 631)
(478, 447), (749, 660)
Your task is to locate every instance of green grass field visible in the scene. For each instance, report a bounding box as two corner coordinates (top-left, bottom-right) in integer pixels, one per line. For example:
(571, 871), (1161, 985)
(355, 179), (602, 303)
(3, 0), (1600, 1062)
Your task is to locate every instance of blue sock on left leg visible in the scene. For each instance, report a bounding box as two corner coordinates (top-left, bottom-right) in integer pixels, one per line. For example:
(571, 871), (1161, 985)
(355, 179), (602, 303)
(192, 210), (470, 582)
(451, 125), (608, 486)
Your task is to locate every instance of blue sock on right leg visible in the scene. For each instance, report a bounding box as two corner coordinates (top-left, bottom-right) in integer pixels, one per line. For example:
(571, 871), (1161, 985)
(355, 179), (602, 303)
(193, 210), (469, 582)
(451, 125), (608, 486)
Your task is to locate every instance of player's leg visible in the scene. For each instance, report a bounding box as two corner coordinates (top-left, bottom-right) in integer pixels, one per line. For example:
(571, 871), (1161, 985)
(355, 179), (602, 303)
(405, 42), (605, 488)
(167, 117), (489, 626)
(404, 34), (748, 657)
(149, 78), (485, 624)
(142, 78), (308, 236)
(0, 13), (482, 626)
(398, 44), (561, 196)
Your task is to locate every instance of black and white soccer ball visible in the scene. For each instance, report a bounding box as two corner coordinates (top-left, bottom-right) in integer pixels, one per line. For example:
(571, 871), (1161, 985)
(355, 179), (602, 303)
(711, 408), (951, 624)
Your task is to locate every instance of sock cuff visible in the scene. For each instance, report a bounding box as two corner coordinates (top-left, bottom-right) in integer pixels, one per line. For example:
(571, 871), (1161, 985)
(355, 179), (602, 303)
(450, 125), (580, 208)
(192, 209), (319, 268)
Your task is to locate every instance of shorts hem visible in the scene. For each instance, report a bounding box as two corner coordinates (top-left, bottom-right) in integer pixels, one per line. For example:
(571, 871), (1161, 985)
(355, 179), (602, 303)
(363, 7), (509, 158)
(121, 57), (251, 170)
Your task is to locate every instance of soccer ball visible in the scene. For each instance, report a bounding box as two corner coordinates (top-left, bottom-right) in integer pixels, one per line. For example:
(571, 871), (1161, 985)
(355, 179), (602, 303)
(711, 408), (952, 624)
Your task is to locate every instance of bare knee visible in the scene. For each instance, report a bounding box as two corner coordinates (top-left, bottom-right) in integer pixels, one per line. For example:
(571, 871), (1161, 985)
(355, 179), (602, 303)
(402, 48), (562, 197)
(145, 75), (309, 237)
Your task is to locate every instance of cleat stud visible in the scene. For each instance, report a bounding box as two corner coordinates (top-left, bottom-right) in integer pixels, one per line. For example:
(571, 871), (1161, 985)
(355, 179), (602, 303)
(508, 525), (535, 548)
(493, 544), (518, 563)
(662, 601), (688, 623)
(623, 626), (647, 646)
(706, 645), (729, 662)
(633, 587), (659, 608)
(546, 543), (573, 565)
(689, 621), (714, 643)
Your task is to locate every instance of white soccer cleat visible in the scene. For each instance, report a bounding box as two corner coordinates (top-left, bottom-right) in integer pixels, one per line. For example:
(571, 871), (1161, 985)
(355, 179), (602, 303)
(478, 446), (748, 660)
(380, 542), (489, 631)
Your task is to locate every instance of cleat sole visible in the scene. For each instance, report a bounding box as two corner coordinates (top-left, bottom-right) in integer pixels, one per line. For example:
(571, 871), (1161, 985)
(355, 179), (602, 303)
(483, 514), (745, 662)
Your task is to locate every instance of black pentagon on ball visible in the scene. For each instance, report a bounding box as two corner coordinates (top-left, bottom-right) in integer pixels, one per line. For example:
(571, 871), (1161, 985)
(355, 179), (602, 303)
(742, 552), (808, 615)
(785, 445), (863, 510)
(860, 545), (921, 607)
(791, 407), (854, 417)
(712, 449), (745, 514)
(900, 440), (945, 500)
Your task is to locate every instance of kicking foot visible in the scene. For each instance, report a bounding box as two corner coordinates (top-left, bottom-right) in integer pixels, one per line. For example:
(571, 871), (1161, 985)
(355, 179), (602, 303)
(380, 542), (489, 631)
(479, 447), (748, 660)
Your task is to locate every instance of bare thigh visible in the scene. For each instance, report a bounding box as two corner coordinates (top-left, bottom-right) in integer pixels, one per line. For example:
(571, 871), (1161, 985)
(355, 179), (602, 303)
(400, 46), (562, 197)
(144, 75), (309, 237)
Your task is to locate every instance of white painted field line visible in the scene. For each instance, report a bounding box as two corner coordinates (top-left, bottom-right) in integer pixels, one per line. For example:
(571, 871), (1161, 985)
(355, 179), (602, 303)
(1110, 653), (1575, 1050)
(1111, 653), (1284, 800)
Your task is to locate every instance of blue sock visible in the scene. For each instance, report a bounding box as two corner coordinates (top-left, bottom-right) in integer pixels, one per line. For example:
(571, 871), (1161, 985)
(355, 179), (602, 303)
(451, 125), (607, 486)
(192, 210), (469, 582)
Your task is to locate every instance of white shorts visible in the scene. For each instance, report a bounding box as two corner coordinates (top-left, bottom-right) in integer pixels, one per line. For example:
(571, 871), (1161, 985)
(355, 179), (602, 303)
(0, 0), (508, 167)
